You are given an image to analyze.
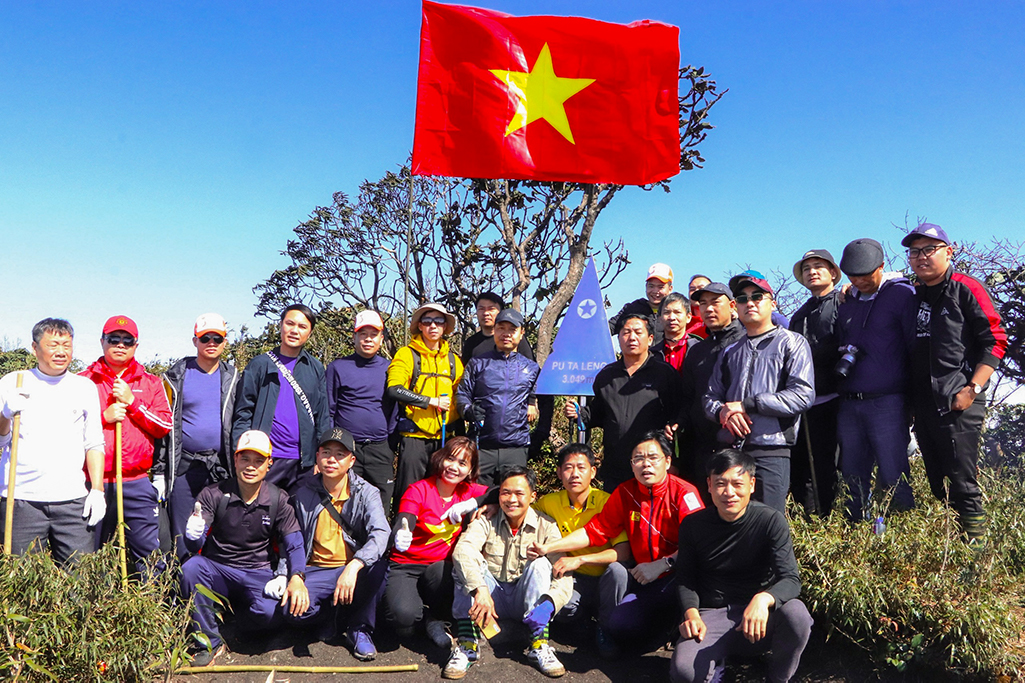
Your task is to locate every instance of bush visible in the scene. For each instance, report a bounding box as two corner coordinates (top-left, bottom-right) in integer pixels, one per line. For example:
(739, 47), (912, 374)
(0, 544), (190, 682)
(791, 458), (1025, 677)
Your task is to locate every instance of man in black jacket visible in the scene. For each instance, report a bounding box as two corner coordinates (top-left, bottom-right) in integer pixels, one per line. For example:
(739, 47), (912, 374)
(904, 223), (1008, 545)
(670, 449), (812, 683)
(678, 283), (745, 496)
(788, 250), (842, 517)
(157, 313), (239, 560)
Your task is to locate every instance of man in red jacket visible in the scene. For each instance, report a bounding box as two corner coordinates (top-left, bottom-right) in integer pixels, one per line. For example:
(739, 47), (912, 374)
(529, 430), (704, 657)
(81, 315), (172, 574)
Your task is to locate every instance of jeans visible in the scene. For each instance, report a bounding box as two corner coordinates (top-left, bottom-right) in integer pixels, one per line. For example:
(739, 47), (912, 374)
(453, 556), (553, 636)
(837, 394), (914, 521)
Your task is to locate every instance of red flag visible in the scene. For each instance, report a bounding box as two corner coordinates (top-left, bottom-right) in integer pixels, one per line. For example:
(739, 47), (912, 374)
(412, 1), (681, 185)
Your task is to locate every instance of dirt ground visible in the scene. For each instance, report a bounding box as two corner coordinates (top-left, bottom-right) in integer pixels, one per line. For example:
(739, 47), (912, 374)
(172, 620), (940, 683)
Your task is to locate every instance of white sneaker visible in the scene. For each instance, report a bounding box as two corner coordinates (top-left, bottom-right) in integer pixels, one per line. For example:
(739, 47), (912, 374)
(442, 639), (478, 679)
(527, 640), (566, 678)
(426, 617), (454, 649)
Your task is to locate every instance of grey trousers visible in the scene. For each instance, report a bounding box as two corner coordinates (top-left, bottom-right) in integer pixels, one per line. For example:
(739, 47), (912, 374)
(0, 496), (94, 565)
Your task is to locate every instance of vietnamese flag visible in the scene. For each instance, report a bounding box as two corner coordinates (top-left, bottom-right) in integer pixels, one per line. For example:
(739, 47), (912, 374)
(412, 1), (681, 185)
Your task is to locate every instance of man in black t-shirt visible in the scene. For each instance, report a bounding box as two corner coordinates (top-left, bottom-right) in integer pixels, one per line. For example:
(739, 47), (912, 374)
(671, 449), (812, 683)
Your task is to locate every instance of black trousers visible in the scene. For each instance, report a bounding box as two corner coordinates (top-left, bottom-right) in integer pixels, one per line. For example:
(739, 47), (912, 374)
(353, 439), (395, 513)
(912, 395), (986, 517)
(383, 560), (455, 633)
(477, 446), (529, 487)
(393, 436), (443, 514)
(790, 398), (840, 516)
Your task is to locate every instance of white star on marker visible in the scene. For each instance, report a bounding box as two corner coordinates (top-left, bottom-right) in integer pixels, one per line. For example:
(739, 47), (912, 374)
(577, 299), (597, 319)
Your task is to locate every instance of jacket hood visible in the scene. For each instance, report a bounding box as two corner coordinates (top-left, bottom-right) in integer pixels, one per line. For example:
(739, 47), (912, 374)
(408, 334), (451, 357)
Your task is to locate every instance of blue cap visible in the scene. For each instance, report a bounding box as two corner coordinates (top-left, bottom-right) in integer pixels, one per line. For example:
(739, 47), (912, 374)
(495, 308), (525, 328)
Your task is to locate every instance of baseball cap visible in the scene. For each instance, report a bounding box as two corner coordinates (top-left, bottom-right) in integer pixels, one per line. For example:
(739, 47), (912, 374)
(646, 263), (674, 283)
(194, 313), (227, 337)
(103, 315), (139, 338)
(235, 430), (273, 458)
(729, 272), (774, 296)
(319, 428), (356, 453)
(792, 249), (841, 284)
(901, 223), (950, 248)
(690, 282), (734, 302)
(839, 238), (885, 276)
(495, 308), (525, 328)
(355, 310), (384, 331)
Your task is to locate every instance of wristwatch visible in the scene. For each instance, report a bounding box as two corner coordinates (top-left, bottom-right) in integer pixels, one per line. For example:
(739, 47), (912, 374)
(664, 556), (676, 569)
(969, 382), (983, 396)
(290, 571), (306, 582)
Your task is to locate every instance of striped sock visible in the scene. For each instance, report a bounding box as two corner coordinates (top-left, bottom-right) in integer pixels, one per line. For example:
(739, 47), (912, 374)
(455, 619), (480, 641)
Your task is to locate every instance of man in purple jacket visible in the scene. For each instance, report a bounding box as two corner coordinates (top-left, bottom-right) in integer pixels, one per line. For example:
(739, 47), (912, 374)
(835, 239), (918, 522)
(326, 311), (397, 511)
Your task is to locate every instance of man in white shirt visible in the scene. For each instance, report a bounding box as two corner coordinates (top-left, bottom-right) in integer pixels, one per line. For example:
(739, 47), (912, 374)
(0, 318), (107, 564)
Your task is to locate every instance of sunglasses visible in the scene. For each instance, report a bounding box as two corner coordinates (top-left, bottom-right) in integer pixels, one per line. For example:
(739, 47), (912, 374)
(104, 334), (136, 347)
(198, 334), (225, 344)
(420, 317), (447, 327)
(735, 292), (770, 305)
(907, 245), (943, 259)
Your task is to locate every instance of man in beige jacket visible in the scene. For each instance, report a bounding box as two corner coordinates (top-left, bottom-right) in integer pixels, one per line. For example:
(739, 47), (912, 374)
(445, 465), (571, 679)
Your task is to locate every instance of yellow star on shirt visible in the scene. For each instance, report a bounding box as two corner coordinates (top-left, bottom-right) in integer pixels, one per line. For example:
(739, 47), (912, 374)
(424, 521), (460, 545)
(490, 43), (595, 144)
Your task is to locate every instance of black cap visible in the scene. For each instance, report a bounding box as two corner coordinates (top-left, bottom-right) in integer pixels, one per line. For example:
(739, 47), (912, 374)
(319, 428), (355, 453)
(690, 282), (734, 302)
(494, 308), (524, 328)
(793, 249), (841, 284)
(840, 238), (885, 276)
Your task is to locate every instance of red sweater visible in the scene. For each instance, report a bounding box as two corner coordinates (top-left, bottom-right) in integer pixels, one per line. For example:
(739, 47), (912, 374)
(585, 474), (704, 569)
(81, 358), (172, 482)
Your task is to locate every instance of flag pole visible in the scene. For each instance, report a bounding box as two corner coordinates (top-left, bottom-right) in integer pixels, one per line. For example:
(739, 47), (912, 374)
(3, 372), (24, 555)
(404, 169), (413, 344)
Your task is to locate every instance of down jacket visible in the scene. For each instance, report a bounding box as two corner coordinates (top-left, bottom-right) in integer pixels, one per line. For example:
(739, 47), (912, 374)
(703, 326), (815, 448)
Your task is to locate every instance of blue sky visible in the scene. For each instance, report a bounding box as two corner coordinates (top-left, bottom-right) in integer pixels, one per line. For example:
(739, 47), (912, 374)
(2, 1), (1022, 361)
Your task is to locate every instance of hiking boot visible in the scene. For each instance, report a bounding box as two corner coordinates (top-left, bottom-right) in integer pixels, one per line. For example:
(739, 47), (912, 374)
(595, 625), (621, 660)
(345, 629), (377, 661)
(442, 639), (479, 679)
(426, 616), (454, 649)
(527, 640), (566, 678)
(189, 643), (225, 667)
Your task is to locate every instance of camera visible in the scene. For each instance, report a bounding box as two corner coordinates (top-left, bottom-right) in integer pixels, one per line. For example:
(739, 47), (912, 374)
(835, 345), (860, 378)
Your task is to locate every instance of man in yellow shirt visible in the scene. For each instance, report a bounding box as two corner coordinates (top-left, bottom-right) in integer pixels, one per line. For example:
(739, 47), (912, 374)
(533, 443), (629, 657)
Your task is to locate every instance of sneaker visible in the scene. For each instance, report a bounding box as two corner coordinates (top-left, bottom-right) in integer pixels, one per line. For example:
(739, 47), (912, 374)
(345, 629), (377, 661)
(189, 643), (225, 667)
(709, 661), (726, 683)
(594, 625), (621, 660)
(426, 617), (454, 649)
(442, 639), (479, 679)
(527, 640), (566, 678)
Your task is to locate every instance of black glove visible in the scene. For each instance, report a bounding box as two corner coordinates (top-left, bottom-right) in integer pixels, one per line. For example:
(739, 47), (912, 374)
(468, 402), (487, 426)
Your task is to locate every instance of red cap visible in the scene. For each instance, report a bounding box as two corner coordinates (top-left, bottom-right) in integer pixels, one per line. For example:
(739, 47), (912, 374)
(102, 315), (139, 338)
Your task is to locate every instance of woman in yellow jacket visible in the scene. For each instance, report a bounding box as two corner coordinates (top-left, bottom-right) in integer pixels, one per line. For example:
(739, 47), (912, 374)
(387, 303), (464, 512)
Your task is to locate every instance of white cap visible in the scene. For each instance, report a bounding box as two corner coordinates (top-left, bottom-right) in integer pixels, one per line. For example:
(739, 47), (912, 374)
(194, 313), (227, 337)
(646, 263), (674, 283)
(235, 430), (273, 458)
(354, 310), (384, 331)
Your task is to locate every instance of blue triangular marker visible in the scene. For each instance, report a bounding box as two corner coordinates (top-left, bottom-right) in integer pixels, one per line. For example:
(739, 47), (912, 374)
(534, 257), (617, 396)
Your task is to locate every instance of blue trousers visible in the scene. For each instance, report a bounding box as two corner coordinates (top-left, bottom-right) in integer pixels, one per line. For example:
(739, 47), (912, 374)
(180, 555), (283, 649)
(453, 556), (553, 637)
(169, 460), (216, 561)
(837, 394), (914, 521)
(283, 560), (389, 633)
(94, 477), (163, 575)
(600, 563), (679, 647)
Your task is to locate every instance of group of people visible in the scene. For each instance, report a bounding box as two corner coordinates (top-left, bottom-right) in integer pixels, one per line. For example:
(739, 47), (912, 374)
(0, 221), (1007, 681)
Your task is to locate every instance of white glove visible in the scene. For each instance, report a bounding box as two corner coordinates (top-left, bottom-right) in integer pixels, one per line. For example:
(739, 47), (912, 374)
(82, 489), (107, 527)
(394, 518), (413, 553)
(185, 502), (207, 541)
(2, 389), (30, 419)
(151, 475), (166, 503)
(263, 575), (287, 599)
(445, 498), (478, 524)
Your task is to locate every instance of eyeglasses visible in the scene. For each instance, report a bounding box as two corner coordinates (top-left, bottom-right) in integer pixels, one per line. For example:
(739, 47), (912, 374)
(104, 334), (136, 347)
(907, 245), (944, 259)
(630, 455), (665, 466)
(420, 317), (446, 327)
(735, 292), (770, 305)
(198, 334), (225, 344)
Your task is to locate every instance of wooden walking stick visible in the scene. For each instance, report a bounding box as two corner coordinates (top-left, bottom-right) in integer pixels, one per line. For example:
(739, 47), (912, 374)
(3, 372), (24, 555)
(115, 401), (128, 588)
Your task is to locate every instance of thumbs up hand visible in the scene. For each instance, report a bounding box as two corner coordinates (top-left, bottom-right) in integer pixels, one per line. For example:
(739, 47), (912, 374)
(185, 502), (206, 541)
(394, 518), (413, 553)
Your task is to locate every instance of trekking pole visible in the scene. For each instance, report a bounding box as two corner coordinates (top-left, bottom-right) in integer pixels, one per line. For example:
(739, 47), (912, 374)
(803, 421), (821, 515)
(114, 374), (128, 588)
(440, 393), (448, 448)
(576, 397), (587, 444)
(3, 372), (24, 555)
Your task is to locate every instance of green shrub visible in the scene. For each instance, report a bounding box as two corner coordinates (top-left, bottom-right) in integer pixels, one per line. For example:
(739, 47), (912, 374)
(0, 544), (190, 682)
(791, 459), (1025, 677)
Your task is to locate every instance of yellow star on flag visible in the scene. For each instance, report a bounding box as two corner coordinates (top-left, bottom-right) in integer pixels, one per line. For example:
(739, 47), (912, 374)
(424, 520), (460, 545)
(490, 43), (595, 144)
